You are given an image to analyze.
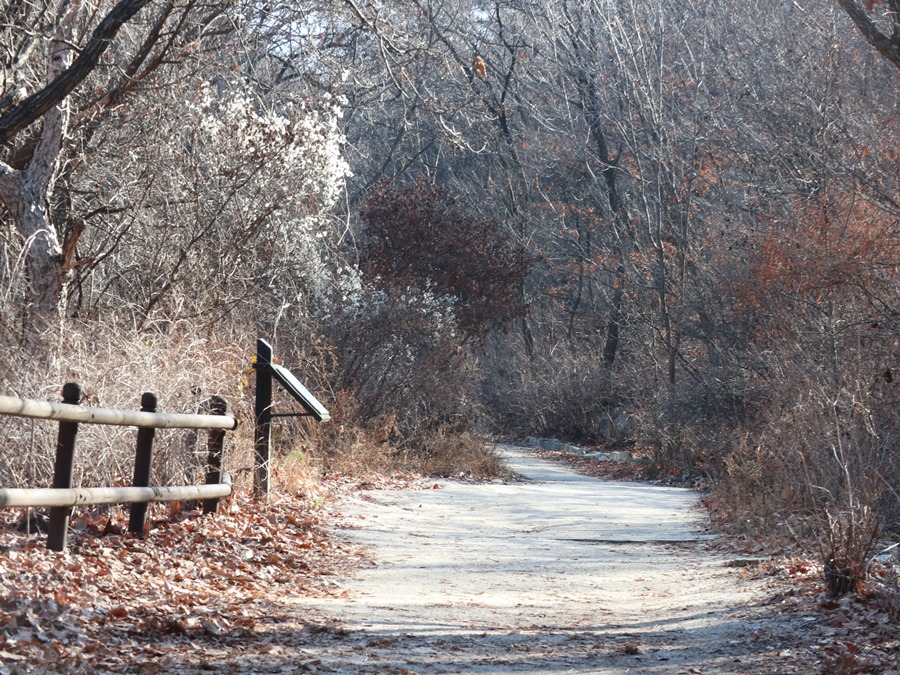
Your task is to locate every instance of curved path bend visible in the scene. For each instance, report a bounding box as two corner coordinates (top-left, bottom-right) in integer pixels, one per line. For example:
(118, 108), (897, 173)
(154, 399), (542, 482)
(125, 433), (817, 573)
(285, 445), (814, 674)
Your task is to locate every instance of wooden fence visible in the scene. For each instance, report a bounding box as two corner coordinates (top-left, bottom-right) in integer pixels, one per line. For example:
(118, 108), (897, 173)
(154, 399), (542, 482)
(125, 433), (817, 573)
(0, 383), (237, 551)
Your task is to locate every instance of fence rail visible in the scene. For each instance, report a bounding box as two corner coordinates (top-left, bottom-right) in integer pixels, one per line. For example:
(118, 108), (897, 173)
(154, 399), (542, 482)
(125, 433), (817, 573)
(0, 478), (231, 508)
(0, 394), (237, 430)
(0, 383), (236, 551)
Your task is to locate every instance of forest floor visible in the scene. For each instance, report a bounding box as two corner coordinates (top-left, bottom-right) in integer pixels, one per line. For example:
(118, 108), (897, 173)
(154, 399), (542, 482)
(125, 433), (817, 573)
(1, 445), (898, 673)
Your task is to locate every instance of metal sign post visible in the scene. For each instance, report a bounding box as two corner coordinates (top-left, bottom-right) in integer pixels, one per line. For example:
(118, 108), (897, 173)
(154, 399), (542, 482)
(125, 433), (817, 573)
(252, 338), (330, 501)
(253, 339), (274, 500)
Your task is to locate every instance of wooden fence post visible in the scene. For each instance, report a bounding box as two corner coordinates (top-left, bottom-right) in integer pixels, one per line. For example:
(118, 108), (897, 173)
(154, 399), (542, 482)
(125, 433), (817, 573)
(47, 383), (81, 551)
(128, 392), (158, 534)
(203, 396), (226, 514)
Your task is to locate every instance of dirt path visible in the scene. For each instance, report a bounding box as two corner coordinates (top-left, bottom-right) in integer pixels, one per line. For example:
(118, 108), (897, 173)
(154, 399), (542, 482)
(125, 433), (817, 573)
(278, 446), (818, 674)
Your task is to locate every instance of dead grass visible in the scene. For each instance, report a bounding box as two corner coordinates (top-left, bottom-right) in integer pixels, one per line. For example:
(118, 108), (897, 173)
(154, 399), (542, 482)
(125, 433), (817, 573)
(0, 321), (255, 493)
(0, 318), (521, 527)
(414, 431), (511, 479)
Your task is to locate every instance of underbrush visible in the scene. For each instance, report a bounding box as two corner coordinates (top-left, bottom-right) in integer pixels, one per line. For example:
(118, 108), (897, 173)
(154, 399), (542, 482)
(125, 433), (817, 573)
(0, 321), (254, 493)
(707, 383), (899, 601)
(307, 419), (508, 481)
(0, 319), (507, 508)
(479, 334), (631, 444)
(408, 430), (510, 478)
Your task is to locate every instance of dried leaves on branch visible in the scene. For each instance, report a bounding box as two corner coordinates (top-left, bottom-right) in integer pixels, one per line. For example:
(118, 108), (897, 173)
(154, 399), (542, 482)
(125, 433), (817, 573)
(360, 178), (530, 337)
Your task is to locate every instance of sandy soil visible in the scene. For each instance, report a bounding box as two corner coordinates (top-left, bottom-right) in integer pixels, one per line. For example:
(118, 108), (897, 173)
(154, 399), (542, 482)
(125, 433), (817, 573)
(269, 445), (821, 674)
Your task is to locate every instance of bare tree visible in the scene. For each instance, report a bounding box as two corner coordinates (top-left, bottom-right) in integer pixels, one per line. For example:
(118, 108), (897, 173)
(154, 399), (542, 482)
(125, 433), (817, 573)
(0, 0), (236, 328)
(60, 1), (350, 328)
(0, 0), (157, 324)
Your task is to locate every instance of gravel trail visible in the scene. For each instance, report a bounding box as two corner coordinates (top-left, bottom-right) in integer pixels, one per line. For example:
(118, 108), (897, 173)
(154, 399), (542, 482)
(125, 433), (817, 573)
(282, 445), (815, 674)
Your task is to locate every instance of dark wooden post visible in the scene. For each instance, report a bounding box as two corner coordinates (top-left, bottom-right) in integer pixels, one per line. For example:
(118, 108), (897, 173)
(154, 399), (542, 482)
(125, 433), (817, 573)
(128, 392), (158, 534)
(203, 396), (227, 514)
(254, 339), (273, 501)
(47, 383), (81, 551)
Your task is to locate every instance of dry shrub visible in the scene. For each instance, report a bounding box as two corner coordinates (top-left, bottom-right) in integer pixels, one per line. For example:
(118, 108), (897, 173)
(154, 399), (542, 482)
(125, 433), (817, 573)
(360, 178), (529, 336)
(323, 286), (481, 446)
(411, 431), (508, 478)
(803, 399), (891, 596)
(640, 376), (761, 482)
(647, 436), (697, 481)
(713, 435), (798, 534)
(821, 503), (880, 597)
(268, 450), (320, 498)
(713, 383), (898, 595)
(481, 334), (622, 443)
(0, 320), (254, 494)
(645, 410), (700, 480)
(313, 420), (398, 477)
(303, 408), (508, 479)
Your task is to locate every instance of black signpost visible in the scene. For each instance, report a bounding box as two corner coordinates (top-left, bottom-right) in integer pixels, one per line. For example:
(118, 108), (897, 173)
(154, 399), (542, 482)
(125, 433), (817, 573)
(253, 338), (330, 500)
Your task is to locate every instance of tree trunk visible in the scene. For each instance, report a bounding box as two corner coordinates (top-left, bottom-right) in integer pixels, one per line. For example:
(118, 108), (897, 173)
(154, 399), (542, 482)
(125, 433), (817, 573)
(580, 81), (631, 370)
(835, 0), (900, 69)
(6, 184), (67, 319)
(0, 29), (74, 326)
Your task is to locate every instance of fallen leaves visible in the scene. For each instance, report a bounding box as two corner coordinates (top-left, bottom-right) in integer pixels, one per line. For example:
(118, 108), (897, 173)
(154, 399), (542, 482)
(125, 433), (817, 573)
(814, 590), (900, 674)
(532, 448), (656, 483)
(725, 549), (900, 674)
(0, 487), (357, 673)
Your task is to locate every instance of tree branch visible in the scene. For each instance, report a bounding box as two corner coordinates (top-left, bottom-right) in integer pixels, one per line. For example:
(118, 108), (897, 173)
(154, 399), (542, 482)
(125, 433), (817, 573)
(0, 0), (154, 144)
(340, 0), (404, 55)
(835, 0), (900, 69)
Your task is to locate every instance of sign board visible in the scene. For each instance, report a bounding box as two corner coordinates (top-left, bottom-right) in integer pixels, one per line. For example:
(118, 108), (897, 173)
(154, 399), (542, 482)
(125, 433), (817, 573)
(253, 338), (331, 500)
(270, 363), (331, 422)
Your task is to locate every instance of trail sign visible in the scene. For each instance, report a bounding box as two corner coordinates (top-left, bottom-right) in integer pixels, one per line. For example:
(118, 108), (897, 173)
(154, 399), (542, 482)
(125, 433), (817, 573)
(253, 338), (330, 499)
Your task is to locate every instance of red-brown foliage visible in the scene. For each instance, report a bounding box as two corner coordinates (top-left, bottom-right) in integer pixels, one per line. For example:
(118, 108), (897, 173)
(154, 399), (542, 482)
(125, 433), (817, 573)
(360, 179), (530, 336)
(734, 189), (898, 316)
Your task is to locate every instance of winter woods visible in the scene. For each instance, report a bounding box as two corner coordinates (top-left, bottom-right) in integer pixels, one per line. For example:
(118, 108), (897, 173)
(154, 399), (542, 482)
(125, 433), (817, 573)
(0, 0), (898, 576)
